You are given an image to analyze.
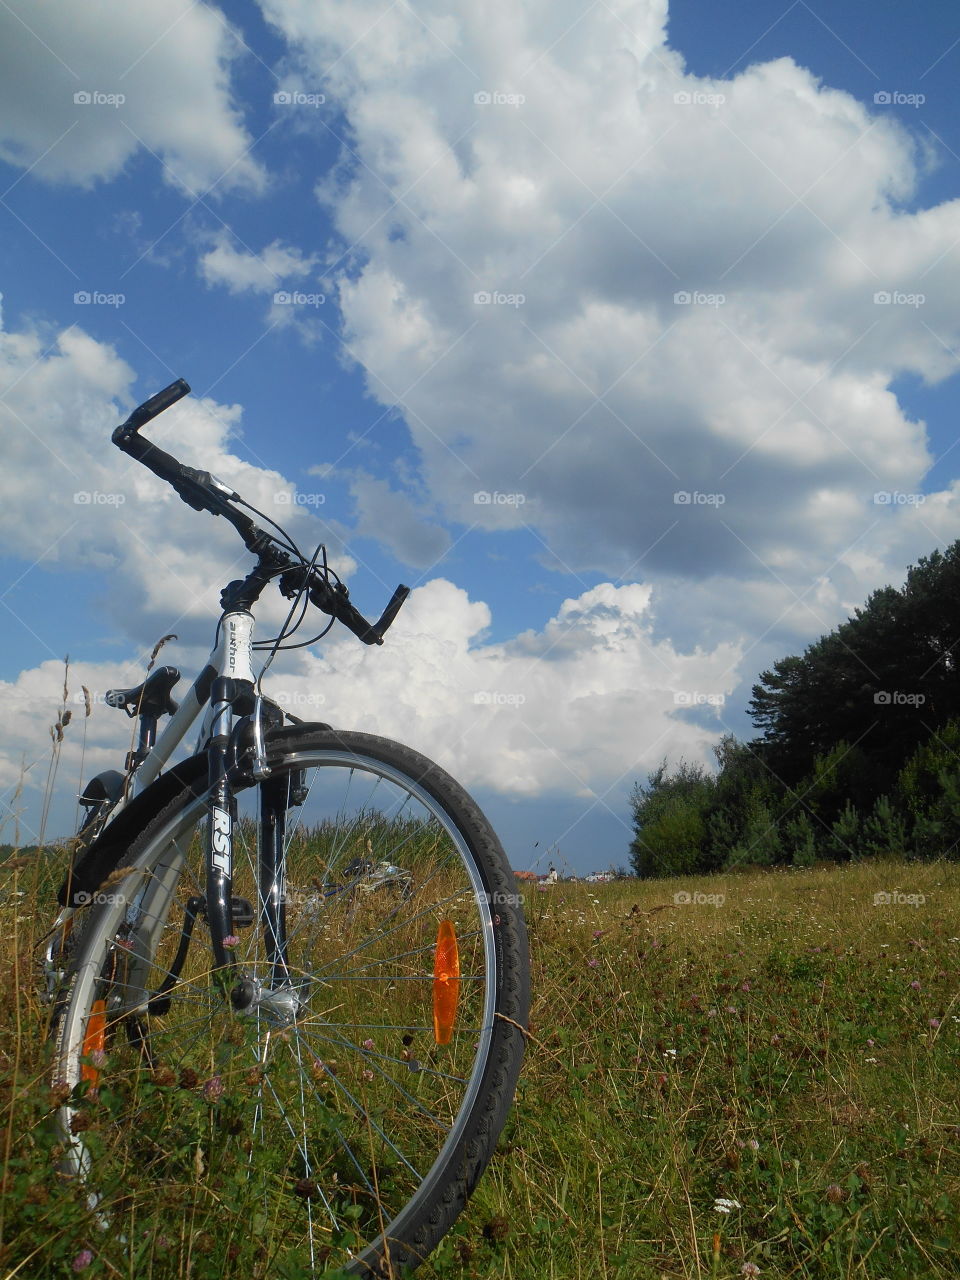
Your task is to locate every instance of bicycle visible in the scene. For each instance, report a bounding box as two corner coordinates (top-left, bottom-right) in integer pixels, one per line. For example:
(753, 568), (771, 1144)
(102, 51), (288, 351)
(43, 380), (530, 1277)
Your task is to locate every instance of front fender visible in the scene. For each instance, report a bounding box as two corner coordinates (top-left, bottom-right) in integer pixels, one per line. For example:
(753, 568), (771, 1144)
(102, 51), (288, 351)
(58, 755), (208, 907)
(57, 721), (334, 907)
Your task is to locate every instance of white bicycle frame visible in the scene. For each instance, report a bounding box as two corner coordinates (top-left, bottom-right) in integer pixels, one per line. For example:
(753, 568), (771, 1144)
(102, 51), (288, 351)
(122, 609), (257, 801)
(44, 610), (260, 962)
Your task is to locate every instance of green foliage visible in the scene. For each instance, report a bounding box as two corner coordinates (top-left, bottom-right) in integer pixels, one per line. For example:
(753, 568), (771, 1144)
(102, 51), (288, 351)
(791, 740), (874, 830)
(628, 759), (715, 877)
(703, 736), (776, 868)
(723, 787), (782, 869)
(749, 543), (960, 794)
(861, 794), (908, 858)
(897, 718), (960, 817)
(781, 809), (817, 867)
(828, 799), (861, 862)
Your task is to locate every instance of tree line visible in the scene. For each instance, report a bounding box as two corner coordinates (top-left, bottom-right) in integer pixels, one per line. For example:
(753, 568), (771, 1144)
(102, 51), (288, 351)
(630, 543), (960, 875)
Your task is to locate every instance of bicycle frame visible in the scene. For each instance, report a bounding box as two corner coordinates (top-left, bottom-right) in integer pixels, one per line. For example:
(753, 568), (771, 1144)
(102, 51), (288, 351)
(46, 607), (295, 1001)
(134, 609), (256, 794)
(46, 375), (409, 1008)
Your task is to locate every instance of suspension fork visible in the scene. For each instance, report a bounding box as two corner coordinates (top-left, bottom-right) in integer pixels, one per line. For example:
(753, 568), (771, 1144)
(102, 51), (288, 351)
(259, 775), (291, 988)
(205, 676), (245, 975)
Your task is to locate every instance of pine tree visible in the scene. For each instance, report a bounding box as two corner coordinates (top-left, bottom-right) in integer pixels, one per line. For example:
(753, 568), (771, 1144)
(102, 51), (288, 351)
(783, 810), (817, 867)
(861, 794), (907, 858)
(828, 800), (861, 862)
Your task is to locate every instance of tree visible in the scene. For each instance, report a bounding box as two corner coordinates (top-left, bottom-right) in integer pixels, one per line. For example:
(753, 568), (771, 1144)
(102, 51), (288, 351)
(704, 736), (782, 868)
(861, 794), (907, 859)
(828, 800), (861, 862)
(724, 787), (782, 869)
(629, 760), (715, 878)
(748, 543), (960, 794)
(782, 811), (817, 867)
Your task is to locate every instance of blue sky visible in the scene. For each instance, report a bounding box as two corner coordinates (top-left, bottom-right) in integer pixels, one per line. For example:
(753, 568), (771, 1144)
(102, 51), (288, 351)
(2, 0), (960, 872)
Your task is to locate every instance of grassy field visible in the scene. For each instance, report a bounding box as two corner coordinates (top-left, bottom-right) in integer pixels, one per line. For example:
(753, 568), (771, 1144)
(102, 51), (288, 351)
(1, 853), (959, 1279)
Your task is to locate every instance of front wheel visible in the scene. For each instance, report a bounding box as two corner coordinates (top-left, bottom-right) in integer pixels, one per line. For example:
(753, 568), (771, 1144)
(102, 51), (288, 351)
(50, 729), (529, 1276)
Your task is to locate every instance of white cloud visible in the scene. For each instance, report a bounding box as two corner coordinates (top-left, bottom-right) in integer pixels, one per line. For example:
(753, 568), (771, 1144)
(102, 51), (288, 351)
(199, 233), (320, 294)
(258, 0), (960, 639)
(0, 308), (739, 829)
(1, 577), (741, 843)
(0, 0), (263, 192)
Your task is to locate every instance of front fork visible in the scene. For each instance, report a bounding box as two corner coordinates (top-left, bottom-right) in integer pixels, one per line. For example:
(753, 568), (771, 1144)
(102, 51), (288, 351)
(206, 676), (239, 976)
(260, 774), (291, 990)
(206, 678), (291, 992)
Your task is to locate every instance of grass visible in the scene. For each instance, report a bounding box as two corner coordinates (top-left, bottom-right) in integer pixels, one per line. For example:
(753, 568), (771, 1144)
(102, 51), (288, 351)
(1, 851), (959, 1278)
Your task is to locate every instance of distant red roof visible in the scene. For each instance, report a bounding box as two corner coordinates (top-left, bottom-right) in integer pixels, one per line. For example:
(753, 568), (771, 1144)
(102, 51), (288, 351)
(514, 870), (539, 880)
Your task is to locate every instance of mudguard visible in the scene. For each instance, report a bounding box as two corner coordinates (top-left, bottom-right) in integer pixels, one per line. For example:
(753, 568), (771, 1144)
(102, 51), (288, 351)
(56, 722), (332, 908)
(57, 755), (207, 907)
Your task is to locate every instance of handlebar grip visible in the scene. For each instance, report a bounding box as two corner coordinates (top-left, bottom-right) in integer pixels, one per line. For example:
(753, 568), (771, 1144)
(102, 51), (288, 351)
(121, 379), (191, 434)
(368, 584), (410, 644)
(112, 428), (183, 483)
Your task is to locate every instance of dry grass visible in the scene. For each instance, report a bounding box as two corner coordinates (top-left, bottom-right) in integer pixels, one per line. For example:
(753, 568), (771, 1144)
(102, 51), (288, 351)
(0, 853), (958, 1278)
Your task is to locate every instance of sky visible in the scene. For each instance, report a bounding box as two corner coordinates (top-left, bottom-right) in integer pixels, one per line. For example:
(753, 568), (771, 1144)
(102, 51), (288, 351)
(2, 0), (960, 874)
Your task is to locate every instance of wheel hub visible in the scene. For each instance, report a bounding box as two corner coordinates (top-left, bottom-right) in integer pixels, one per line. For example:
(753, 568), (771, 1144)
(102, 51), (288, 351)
(230, 976), (301, 1025)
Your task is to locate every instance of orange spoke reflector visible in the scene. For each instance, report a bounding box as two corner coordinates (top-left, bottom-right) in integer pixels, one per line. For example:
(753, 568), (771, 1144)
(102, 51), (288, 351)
(433, 919), (460, 1045)
(81, 999), (107, 1084)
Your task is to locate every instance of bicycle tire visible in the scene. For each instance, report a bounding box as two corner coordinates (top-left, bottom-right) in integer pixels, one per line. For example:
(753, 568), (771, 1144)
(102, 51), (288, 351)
(50, 728), (529, 1276)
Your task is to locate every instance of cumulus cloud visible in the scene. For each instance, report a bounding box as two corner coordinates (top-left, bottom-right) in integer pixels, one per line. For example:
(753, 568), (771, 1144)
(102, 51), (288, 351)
(265, 577), (741, 797)
(0, 0), (263, 192)
(1, 577), (741, 842)
(258, 0), (960, 642)
(199, 233), (320, 294)
(0, 308), (739, 827)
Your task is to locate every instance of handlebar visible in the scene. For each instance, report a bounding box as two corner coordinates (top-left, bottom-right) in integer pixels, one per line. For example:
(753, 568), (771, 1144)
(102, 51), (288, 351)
(113, 380), (409, 645)
(121, 378), (191, 432)
(279, 569), (410, 646)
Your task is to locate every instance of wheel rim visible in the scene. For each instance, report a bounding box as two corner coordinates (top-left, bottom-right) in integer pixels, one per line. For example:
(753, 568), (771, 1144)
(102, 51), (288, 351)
(56, 746), (504, 1274)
